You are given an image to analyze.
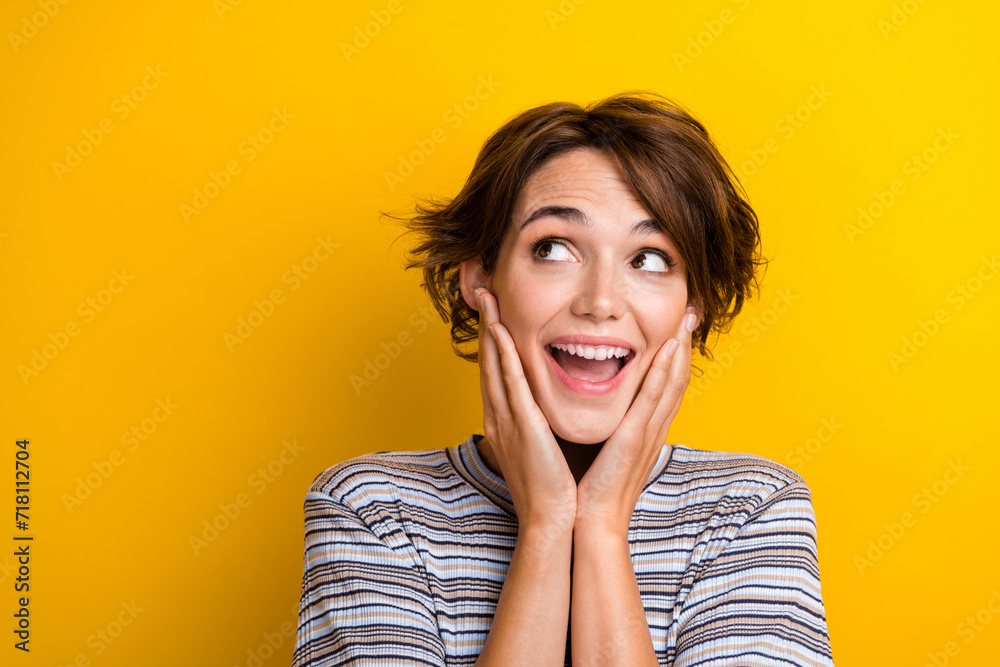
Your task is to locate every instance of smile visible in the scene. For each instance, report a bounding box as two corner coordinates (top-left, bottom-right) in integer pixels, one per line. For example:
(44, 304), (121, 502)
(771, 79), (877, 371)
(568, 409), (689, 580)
(544, 336), (636, 397)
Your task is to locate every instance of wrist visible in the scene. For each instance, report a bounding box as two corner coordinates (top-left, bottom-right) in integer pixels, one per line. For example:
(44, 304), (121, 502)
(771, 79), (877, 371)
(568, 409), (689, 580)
(519, 511), (576, 539)
(573, 516), (630, 545)
(515, 496), (577, 531)
(516, 517), (574, 560)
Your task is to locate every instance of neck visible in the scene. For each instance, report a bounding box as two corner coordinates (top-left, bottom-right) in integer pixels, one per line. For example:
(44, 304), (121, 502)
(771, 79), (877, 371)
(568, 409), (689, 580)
(553, 431), (605, 486)
(474, 432), (604, 487)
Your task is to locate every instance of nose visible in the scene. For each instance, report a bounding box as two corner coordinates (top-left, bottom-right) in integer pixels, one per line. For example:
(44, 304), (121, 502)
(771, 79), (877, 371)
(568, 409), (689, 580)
(570, 255), (626, 321)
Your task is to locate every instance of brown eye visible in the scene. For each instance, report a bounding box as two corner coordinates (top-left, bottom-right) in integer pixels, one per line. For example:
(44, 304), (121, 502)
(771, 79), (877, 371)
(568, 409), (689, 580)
(631, 251), (670, 273)
(530, 238), (572, 262)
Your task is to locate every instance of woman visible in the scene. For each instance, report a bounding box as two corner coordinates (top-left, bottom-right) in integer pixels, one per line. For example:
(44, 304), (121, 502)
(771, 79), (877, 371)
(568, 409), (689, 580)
(293, 92), (834, 666)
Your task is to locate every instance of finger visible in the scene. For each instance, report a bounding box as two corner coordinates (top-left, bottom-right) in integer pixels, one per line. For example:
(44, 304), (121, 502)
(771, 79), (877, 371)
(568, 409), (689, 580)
(477, 289), (513, 423)
(475, 289), (504, 437)
(621, 307), (697, 440)
(480, 289), (541, 424)
(480, 348), (498, 437)
(488, 319), (543, 425)
(624, 336), (681, 436)
(647, 308), (698, 437)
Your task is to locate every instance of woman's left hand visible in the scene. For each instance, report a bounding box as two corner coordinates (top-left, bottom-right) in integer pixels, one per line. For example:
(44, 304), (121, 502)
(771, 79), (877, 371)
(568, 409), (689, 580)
(574, 305), (700, 538)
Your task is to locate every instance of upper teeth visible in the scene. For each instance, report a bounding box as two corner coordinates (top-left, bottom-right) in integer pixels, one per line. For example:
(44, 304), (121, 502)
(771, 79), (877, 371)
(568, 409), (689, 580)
(550, 344), (631, 361)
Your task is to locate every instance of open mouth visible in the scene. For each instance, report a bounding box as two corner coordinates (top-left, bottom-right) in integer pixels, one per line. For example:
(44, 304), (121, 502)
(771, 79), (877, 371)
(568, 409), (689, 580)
(545, 343), (635, 384)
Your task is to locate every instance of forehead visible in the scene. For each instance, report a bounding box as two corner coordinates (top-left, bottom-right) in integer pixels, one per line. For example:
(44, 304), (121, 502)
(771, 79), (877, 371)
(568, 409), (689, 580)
(515, 148), (642, 211)
(508, 148), (658, 242)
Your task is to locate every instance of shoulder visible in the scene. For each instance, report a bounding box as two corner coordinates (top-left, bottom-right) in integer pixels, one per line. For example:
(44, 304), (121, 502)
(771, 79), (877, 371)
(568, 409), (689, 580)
(651, 446), (822, 580)
(663, 444), (814, 520)
(669, 444), (805, 486)
(301, 448), (458, 550)
(307, 447), (455, 505)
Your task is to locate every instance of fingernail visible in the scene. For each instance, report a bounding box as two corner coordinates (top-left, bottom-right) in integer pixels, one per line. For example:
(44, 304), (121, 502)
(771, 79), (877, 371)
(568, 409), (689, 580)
(685, 313), (697, 332)
(667, 340), (679, 356)
(488, 323), (498, 341)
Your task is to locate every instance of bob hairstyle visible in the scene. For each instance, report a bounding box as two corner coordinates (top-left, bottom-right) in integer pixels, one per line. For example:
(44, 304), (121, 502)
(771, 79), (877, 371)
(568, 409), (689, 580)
(396, 90), (766, 363)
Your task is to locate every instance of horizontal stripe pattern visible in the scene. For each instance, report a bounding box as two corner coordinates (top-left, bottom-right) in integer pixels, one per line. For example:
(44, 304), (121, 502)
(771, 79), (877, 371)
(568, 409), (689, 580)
(293, 434), (834, 666)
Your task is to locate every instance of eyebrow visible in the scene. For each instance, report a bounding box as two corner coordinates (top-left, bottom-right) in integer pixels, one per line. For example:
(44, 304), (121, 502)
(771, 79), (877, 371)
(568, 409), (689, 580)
(518, 205), (662, 237)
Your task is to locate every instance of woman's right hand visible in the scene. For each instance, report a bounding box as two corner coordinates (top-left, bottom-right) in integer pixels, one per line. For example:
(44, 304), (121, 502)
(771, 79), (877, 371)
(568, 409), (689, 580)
(475, 287), (578, 531)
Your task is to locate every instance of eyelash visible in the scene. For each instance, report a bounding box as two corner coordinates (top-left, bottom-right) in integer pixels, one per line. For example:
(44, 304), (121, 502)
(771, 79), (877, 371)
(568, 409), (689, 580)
(528, 236), (677, 271)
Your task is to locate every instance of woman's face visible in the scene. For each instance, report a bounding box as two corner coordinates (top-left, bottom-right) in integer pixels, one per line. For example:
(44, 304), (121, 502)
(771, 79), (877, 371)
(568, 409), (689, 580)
(462, 147), (698, 444)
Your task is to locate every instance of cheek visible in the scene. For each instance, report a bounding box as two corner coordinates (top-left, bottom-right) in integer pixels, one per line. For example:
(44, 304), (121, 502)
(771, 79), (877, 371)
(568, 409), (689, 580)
(492, 296), (539, 367)
(638, 296), (688, 347)
(496, 276), (556, 338)
(494, 290), (557, 387)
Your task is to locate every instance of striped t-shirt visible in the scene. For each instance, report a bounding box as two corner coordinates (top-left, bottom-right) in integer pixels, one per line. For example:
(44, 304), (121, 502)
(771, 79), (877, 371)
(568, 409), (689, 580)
(293, 433), (834, 666)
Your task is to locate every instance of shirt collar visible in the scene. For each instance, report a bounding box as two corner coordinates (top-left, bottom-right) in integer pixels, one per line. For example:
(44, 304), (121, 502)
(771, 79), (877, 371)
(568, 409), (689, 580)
(449, 433), (516, 517)
(449, 433), (675, 519)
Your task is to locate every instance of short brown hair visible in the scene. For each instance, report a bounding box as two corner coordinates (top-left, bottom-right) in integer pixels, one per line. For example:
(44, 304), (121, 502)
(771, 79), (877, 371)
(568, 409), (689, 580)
(393, 90), (766, 363)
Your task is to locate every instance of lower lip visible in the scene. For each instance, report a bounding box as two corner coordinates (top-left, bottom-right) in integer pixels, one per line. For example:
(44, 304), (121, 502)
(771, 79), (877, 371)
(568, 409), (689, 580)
(544, 346), (634, 397)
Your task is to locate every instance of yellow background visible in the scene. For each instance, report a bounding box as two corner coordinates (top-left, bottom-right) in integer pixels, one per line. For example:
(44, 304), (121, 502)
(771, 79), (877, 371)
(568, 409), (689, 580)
(2, 0), (998, 664)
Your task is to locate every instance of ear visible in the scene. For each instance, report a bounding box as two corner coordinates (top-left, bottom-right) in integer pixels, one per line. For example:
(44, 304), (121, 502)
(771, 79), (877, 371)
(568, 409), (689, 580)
(459, 258), (490, 312)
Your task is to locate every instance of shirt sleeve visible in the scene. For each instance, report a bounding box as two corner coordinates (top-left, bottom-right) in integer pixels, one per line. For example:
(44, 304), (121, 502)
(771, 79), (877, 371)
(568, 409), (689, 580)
(292, 491), (447, 667)
(672, 481), (834, 666)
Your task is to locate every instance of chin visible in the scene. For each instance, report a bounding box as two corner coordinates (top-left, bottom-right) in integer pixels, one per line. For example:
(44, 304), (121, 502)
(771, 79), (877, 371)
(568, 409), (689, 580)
(547, 412), (619, 445)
